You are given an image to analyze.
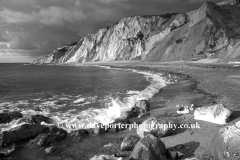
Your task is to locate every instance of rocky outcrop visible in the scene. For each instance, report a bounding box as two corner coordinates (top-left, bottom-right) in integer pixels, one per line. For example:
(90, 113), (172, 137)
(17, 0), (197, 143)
(34, 1), (240, 64)
(0, 112), (22, 123)
(127, 100), (150, 118)
(0, 124), (48, 146)
(211, 121), (240, 160)
(120, 135), (140, 151)
(194, 104), (232, 125)
(130, 134), (167, 160)
(136, 117), (174, 138)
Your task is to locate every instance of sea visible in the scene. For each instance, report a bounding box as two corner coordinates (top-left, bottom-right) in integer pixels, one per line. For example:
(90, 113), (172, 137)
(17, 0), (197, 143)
(0, 63), (170, 132)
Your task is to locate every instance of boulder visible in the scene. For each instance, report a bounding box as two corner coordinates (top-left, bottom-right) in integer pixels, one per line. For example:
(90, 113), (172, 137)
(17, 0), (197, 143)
(130, 134), (167, 160)
(136, 117), (174, 138)
(23, 115), (52, 124)
(127, 100), (150, 118)
(27, 134), (50, 148)
(45, 147), (57, 154)
(28, 126), (68, 148)
(47, 125), (67, 141)
(0, 124), (48, 146)
(108, 118), (131, 133)
(120, 135), (140, 151)
(194, 104), (232, 125)
(211, 121), (240, 160)
(0, 144), (15, 158)
(70, 129), (88, 140)
(92, 123), (108, 134)
(90, 155), (123, 160)
(0, 112), (22, 123)
(166, 149), (184, 160)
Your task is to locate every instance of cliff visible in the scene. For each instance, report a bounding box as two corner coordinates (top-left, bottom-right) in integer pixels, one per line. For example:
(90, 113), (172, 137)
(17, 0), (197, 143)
(33, 1), (240, 64)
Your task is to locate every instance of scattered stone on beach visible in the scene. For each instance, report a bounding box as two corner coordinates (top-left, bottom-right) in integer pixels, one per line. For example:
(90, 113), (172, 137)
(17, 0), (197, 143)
(177, 106), (190, 114)
(23, 115), (52, 124)
(0, 112), (22, 123)
(166, 149), (184, 160)
(127, 100), (150, 118)
(0, 124), (48, 146)
(45, 147), (57, 154)
(0, 143), (15, 158)
(136, 117), (174, 138)
(92, 123), (108, 134)
(70, 129), (88, 138)
(130, 134), (167, 160)
(27, 134), (51, 148)
(176, 104), (195, 114)
(103, 143), (113, 147)
(90, 155), (123, 160)
(120, 135), (140, 151)
(211, 121), (240, 160)
(194, 104), (232, 125)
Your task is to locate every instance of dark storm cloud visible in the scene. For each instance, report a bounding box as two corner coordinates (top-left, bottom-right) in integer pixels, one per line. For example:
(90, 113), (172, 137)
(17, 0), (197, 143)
(0, 0), (224, 62)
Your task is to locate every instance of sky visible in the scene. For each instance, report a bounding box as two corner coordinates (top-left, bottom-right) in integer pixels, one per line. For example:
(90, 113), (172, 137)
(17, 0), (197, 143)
(0, 0), (223, 63)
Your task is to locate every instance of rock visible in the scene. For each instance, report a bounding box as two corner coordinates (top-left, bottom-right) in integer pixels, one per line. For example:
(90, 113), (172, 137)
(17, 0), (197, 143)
(177, 106), (190, 114)
(194, 104), (232, 125)
(211, 121), (240, 159)
(166, 149), (184, 160)
(0, 144), (15, 158)
(130, 134), (167, 160)
(174, 144), (184, 150)
(0, 112), (22, 123)
(92, 123), (108, 134)
(166, 149), (177, 160)
(107, 118), (131, 133)
(70, 129), (88, 140)
(127, 100), (150, 118)
(27, 134), (50, 148)
(32, 106), (42, 112)
(113, 118), (131, 125)
(114, 152), (128, 157)
(0, 124), (48, 146)
(120, 135), (140, 151)
(47, 125), (67, 141)
(136, 117), (174, 138)
(90, 155), (123, 160)
(45, 147), (57, 154)
(23, 115), (52, 124)
(103, 143), (113, 147)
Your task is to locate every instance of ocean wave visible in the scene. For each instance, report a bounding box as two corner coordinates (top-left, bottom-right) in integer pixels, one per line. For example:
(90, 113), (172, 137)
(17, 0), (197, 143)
(0, 66), (172, 132)
(53, 66), (171, 132)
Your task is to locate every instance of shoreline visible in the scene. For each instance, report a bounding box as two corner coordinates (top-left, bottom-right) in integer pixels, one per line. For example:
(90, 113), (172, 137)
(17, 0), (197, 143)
(2, 61), (240, 159)
(80, 61), (240, 159)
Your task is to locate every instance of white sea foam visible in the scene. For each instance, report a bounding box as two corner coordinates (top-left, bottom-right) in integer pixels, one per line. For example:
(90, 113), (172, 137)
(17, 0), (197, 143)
(0, 66), (171, 132)
(126, 90), (141, 95)
(73, 98), (85, 104)
(54, 66), (170, 132)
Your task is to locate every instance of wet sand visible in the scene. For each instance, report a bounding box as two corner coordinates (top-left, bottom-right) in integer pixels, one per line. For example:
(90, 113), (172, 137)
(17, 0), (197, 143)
(9, 61), (240, 160)
(82, 61), (240, 159)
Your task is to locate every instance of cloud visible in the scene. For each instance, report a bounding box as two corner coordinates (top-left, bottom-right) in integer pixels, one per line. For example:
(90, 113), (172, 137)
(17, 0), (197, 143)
(0, 6), (86, 26)
(0, 34), (7, 42)
(9, 35), (37, 50)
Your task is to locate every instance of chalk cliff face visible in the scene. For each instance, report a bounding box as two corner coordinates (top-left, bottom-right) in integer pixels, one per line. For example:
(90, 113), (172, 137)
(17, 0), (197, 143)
(33, 1), (240, 64)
